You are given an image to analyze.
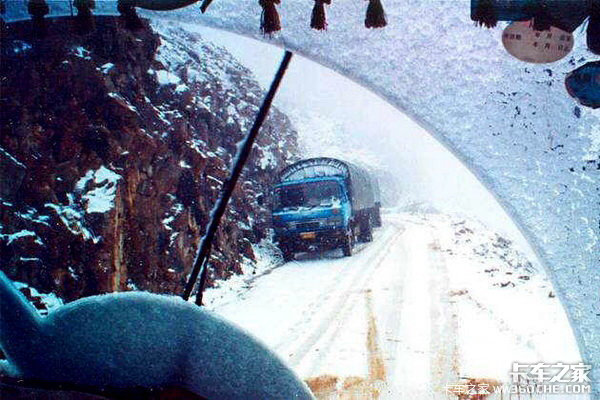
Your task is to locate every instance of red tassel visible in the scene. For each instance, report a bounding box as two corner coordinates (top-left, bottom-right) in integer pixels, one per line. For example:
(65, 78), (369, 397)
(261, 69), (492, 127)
(118, 0), (143, 30)
(365, 0), (386, 29)
(525, 0), (551, 31)
(259, 0), (281, 35)
(74, 0), (95, 33)
(27, 0), (49, 19)
(472, 0), (497, 28)
(200, 0), (213, 13)
(311, 0), (330, 31)
(531, 17), (550, 31)
(588, 6), (600, 55)
(0, 0), (6, 33)
(27, 0), (49, 35)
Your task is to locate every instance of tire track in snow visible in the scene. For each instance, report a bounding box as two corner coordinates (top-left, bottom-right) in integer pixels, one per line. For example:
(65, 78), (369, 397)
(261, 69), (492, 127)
(377, 220), (443, 399)
(305, 290), (389, 399)
(282, 222), (405, 370)
(372, 232), (409, 399)
(428, 238), (460, 396)
(298, 230), (405, 376)
(383, 229), (459, 399)
(269, 228), (395, 354)
(365, 289), (387, 397)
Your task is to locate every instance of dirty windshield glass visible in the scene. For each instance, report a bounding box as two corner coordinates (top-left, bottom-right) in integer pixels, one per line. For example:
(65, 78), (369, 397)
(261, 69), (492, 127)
(275, 181), (342, 210)
(1, 0), (597, 397)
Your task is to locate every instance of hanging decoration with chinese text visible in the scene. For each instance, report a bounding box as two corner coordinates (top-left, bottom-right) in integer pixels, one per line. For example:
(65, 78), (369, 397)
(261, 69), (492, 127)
(502, 21), (573, 63)
(472, 0), (599, 109)
(471, 0), (595, 53)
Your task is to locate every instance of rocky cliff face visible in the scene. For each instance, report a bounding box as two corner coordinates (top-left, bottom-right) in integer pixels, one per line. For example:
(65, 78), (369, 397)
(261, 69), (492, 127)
(0, 17), (298, 302)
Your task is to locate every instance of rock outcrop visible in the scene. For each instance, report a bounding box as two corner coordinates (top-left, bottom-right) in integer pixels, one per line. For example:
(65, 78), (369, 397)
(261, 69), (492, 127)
(0, 17), (298, 301)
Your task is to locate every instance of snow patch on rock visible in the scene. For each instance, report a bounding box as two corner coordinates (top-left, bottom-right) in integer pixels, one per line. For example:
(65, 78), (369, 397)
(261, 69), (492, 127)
(75, 166), (122, 214)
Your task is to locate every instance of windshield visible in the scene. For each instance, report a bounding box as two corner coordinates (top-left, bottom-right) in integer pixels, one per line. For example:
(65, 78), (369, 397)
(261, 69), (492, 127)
(275, 181), (343, 210)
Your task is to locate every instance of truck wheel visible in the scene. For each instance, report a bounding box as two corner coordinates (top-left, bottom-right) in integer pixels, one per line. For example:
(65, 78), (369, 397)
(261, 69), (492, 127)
(342, 230), (353, 257)
(360, 216), (373, 243)
(373, 207), (382, 227)
(279, 243), (295, 262)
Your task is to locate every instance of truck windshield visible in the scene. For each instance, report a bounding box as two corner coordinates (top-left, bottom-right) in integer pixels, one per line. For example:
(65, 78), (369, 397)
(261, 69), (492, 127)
(275, 181), (342, 210)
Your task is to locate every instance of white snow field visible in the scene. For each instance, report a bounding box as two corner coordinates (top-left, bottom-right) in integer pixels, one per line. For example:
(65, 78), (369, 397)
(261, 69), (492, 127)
(205, 213), (588, 400)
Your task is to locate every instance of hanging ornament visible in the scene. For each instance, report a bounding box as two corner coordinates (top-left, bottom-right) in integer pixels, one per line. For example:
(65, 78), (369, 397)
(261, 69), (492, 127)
(472, 0), (498, 28)
(365, 0), (386, 29)
(118, 0), (143, 30)
(27, 0), (49, 35)
(259, 0), (281, 35)
(565, 61), (600, 109)
(200, 0), (212, 13)
(502, 20), (573, 63)
(471, 0), (588, 33)
(0, 1), (6, 35)
(73, 0), (95, 34)
(311, 0), (330, 31)
(525, 0), (552, 31)
(587, 5), (600, 55)
(28, 0), (49, 20)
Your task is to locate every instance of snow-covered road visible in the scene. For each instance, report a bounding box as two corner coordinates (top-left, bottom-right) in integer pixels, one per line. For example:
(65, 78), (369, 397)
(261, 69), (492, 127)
(207, 213), (587, 399)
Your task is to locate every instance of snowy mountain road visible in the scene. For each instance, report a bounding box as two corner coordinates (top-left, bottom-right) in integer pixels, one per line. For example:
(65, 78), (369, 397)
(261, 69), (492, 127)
(212, 216), (458, 399)
(210, 213), (586, 399)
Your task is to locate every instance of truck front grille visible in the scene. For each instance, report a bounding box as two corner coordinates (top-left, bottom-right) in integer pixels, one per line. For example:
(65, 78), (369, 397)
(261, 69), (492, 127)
(296, 221), (320, 231)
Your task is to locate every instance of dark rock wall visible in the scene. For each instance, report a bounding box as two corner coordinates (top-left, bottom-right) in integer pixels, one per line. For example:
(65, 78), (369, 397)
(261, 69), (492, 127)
(0, 17), (298, 301)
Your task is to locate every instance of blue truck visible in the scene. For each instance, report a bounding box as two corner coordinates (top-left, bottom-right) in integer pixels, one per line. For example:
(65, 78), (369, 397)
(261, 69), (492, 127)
(272, 158), (381, 261)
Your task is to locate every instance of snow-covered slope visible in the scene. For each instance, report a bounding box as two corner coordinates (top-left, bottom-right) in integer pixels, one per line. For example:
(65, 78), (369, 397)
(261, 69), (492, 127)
(207, 212), (585, 399)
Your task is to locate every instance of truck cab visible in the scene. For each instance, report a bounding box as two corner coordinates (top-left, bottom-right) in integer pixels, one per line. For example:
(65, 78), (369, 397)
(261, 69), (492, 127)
(272, 177), (353, 260)
(271, 158), (380, 261)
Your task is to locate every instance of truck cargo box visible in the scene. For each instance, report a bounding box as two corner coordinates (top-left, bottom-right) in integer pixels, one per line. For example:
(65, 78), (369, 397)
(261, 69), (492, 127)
(278, 157), (377, 212)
